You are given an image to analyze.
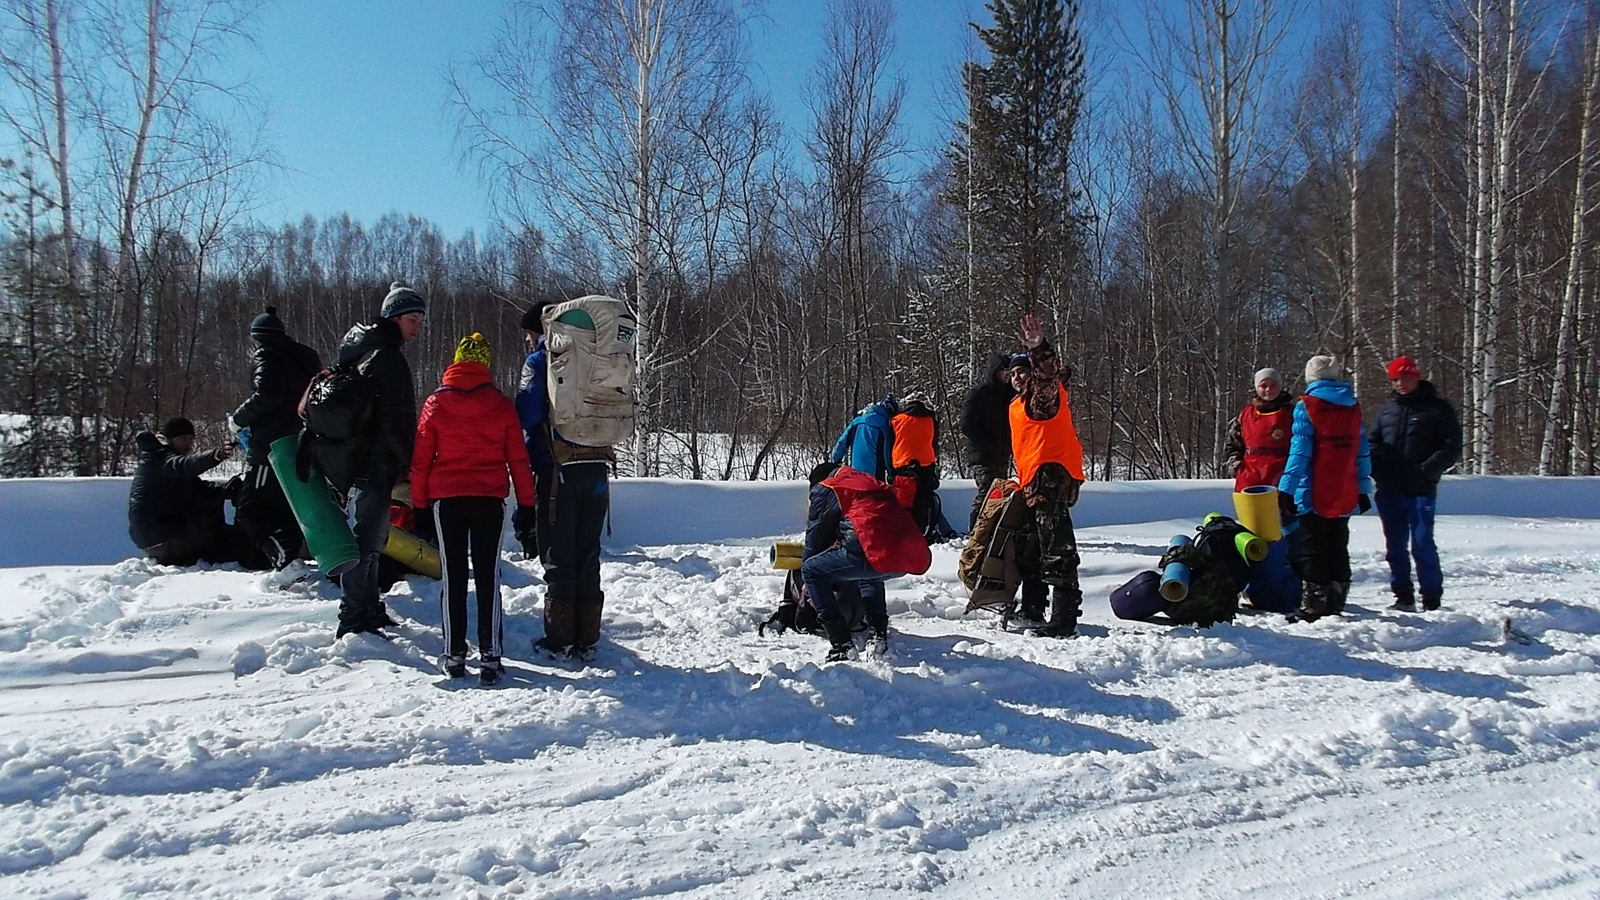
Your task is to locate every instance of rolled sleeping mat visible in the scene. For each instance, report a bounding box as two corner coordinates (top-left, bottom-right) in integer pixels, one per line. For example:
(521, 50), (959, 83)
(1235, 531), (1270, 563)
(384, 525), (442, 580)
(770, 540), (804, 571)
(267, 434), (359, 578)
(1159, 534), (1192, 602)
(1233, 484), (1283, 542)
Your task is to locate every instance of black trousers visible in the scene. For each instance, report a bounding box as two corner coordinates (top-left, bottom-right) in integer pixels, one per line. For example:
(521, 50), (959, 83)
(234, 463), (303, 565)
(1295, 513), (1352, 585)
(545, 461), (608, 601)
(433, 496), (505, 660)
(969, 462), (1006, 532)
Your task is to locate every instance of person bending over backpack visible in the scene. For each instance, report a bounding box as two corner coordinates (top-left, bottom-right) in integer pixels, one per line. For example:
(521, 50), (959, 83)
(800, 461), (895, 662)
(128, 417), (239, 566)
(411, 334), (535, 686)
(1009, 313), (1088, 638)
(332, 282), (425, 637)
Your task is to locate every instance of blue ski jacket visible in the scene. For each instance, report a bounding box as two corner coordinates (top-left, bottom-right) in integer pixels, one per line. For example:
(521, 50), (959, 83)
(830, 396), (897, 483)
(1278, 379), (1372, 517)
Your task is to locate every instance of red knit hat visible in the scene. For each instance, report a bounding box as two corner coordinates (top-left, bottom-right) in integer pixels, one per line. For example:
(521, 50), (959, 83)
(1386, 355), (1421, 380)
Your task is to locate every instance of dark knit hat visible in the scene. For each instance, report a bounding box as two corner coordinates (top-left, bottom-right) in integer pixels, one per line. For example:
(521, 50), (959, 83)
(520, 301), (551, 333)
(250, 305), (286, 340)
(809, 460), (842, 487)
(1007, 352), (1032, 371)
(380, 282), (427, 319)
(160, 417), (195, 439)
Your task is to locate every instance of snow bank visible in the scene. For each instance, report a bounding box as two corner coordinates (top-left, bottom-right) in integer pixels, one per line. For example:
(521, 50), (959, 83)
(3, 474), (1600, 568)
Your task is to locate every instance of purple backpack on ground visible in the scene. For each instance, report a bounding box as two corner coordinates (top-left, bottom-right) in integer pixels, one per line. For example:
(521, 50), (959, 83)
(1110, 570), (1166, 621)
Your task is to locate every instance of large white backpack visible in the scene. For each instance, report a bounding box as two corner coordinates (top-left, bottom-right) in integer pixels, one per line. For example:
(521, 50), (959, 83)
(543, 295), (639, 450)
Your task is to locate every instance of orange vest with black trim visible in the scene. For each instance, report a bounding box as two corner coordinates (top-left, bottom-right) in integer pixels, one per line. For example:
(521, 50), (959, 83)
(891, 412), (937, 468)
(1009, 383), (1086, 488)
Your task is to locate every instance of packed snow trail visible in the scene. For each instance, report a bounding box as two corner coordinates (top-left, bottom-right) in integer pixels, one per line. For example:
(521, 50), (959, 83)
(1, 481), (1599, 897)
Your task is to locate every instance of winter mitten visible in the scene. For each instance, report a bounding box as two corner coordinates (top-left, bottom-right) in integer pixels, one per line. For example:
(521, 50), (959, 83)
(1357, 494), (1372, 514)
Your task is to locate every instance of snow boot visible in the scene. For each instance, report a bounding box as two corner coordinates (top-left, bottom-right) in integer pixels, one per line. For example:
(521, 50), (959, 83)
(1298, 583), (1334, 622)
(442, 654), (467, 679)
(536, 594), (577, 656)
(574, 593), (604, 659)
(865, 613), (890, 658)
(479, 656), (503, 686)
(1032, 585), (1081, 639)
(1388, 585), (1416, 612)
(821, 614), (854, 662)
(1017, 580), (1048, 627)
(1421, 592), (1441, 611)
(1328, 582), (1350, 615)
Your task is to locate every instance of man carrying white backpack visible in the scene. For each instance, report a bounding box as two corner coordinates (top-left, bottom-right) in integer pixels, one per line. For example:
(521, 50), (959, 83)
(517, 295), (639, 661)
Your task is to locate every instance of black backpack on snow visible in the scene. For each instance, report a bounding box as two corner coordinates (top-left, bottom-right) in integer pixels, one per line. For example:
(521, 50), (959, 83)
(1156, 514), (1253, 627)
(759, 571), (824, 637)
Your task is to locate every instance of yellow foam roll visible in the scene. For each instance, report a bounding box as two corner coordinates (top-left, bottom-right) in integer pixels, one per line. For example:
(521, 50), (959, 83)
(1233, 485), (1283, 542)
(384, 525), (442, 580)
(770, 541), (804, 571)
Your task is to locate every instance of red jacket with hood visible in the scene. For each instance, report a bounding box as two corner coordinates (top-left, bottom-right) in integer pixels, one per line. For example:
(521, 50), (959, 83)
(411, 362), (536, 507)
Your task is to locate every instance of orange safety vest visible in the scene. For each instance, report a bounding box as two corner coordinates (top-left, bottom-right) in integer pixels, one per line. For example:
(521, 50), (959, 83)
(1010, 383), (1086, 488)
(891, 412), (937, 468)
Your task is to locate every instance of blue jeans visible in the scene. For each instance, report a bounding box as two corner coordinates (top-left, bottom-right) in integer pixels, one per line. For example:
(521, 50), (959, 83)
(800, 545), (891, 628)
(1375, 489), (1442, 597)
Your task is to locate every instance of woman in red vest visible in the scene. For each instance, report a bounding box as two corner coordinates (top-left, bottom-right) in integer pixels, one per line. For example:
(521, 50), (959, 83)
(1277, 355), (1372, 622)
(1009, 312), (1088, 638)
(411, 334), (536, 685)
(1223, 367), (1294, 491)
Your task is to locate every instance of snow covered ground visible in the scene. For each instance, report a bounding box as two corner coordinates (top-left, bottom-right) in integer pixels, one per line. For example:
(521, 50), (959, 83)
(2, 477), (1599, 898)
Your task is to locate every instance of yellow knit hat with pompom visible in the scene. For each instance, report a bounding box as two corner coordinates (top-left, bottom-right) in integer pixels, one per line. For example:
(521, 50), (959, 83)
(454, 332), (491, 366)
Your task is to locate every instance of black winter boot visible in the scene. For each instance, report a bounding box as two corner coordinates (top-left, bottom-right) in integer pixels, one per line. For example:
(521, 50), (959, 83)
(536, 594), (577, 655)
(1420, 592), (1441, 611)
(479, 656), (503, 686)
(574, 593), (605, 660)
(820, 614), (854, 662)
(1032, 585), (1081, 638)
(865, 613), (890, 658)
(1018, 580), (1048, 626)
(1389, 585), (1416, 612)
(1298, 583), (1333, 622)
(1329, 582), (1350, 615)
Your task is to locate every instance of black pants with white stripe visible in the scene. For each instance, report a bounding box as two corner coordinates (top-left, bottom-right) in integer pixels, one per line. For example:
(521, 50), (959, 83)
(433, 496), (505, 661)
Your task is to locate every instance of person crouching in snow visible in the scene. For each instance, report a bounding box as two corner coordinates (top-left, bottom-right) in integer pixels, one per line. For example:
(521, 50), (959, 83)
(128, 417), (240, 566)
(1277, 355), (1372, 622)
(1009, 312), (1088, 638)
(410, 334), (536, 686)
(800, 460), (931, 662)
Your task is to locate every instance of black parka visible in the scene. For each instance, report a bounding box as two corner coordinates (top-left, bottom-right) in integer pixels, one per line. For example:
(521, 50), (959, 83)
(958, 353), (1017, 469)
(232, 333), (321, 465)
(337, 317), (417, 477)
(127, 431), (225, 548)
(1367, 380), (1462, 495)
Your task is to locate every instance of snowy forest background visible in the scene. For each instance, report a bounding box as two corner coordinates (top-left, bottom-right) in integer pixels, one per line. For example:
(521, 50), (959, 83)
(1, 0), (1597, 481)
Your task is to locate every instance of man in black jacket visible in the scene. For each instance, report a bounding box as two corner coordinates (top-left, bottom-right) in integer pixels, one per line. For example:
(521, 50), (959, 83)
(230, 306), (320, 568)
(334, 282), (425, 636)
(127, 417), (238, 566)
(959, 352), (1020, 530)
(1369, 356), (1462, 612)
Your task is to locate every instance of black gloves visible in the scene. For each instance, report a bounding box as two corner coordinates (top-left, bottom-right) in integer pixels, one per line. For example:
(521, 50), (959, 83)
(1358, 494), (1372, 514)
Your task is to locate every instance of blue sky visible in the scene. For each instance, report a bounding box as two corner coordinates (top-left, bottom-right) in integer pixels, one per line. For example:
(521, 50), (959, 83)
(244, 0), (986, 240)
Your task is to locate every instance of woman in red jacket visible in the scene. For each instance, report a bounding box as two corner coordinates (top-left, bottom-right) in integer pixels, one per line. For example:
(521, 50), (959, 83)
(411, 334), (535, 685)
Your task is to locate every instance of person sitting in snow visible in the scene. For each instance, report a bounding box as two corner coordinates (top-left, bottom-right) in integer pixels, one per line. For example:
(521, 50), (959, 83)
(127, 417), (240, 567)
(1277, 355), (1372, 622)
(800, 461), (895, 662)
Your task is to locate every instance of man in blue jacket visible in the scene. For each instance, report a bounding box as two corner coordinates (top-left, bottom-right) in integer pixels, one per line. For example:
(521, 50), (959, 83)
(1369, 356), (1462, 611)
(1278, 355), (1372, 621)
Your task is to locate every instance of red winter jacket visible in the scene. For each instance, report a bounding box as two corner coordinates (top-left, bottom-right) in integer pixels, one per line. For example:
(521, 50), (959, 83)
(411, 362), (536, 508)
